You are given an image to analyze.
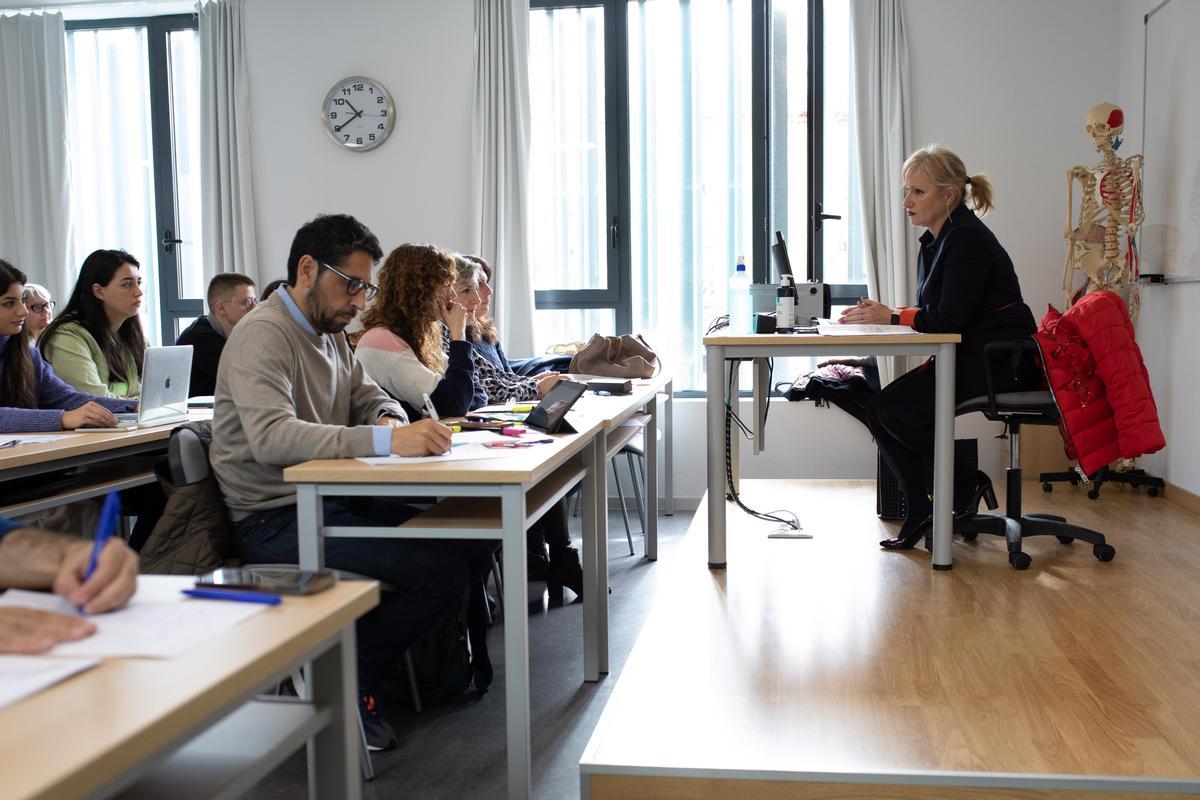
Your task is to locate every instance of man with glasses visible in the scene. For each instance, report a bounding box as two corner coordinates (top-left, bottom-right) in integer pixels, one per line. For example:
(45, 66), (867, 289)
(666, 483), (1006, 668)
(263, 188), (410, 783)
(176, 273), (258, 396)
(210, 213), (496, 751)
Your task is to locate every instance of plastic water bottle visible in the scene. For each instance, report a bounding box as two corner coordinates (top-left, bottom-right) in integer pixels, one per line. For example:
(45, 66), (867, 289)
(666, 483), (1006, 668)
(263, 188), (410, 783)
(728, 256), (751, 333)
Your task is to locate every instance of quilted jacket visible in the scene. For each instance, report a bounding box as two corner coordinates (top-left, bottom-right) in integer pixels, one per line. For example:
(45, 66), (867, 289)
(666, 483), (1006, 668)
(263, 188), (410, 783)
(1034, 291), (1165, 476)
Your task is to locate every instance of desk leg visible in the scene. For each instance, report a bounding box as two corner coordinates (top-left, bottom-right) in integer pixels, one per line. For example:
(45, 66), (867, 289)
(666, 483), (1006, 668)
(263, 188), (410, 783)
(297, 484), (324, 571)
(308, 626), (360, 800)
(664, 378), (674, 516)
(582, 434), (609, 680)
(932, 343), (956, 571)
(645, 390), (659, 561)
(706, 347), (728, 568)
(499, 484), (532, 799)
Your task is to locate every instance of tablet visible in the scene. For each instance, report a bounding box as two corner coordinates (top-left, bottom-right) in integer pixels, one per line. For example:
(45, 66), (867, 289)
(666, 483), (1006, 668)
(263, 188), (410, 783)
(524, 380), (587, 433)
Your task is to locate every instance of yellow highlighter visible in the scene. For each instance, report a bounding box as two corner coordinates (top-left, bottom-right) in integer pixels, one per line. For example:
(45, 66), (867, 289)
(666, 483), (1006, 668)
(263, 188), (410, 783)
(510, 404), (535, 413)
(449, 425), (462, 433)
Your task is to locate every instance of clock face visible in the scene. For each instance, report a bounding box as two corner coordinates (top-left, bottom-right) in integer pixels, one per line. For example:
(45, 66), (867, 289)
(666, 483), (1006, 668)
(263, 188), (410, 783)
(321, 76), (395, 152)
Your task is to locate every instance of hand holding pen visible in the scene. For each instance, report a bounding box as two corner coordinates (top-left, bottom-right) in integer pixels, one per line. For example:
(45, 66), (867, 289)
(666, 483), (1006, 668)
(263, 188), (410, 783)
(55, 493), (138, 615)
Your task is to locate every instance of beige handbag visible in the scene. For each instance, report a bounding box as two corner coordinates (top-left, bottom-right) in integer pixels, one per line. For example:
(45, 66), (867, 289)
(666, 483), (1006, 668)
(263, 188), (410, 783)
(568, 333), (660, 378)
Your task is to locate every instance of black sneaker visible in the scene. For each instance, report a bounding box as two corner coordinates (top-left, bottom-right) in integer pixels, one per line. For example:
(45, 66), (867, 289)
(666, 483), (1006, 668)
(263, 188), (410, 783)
(359, 691), (398, 752)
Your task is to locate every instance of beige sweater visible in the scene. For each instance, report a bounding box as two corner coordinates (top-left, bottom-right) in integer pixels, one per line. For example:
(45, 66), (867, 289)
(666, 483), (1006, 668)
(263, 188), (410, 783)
(210, 292), (403, 513)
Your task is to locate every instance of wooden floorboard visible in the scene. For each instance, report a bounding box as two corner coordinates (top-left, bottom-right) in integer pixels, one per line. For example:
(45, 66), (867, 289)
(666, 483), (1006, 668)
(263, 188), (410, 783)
(580, 480), (1200, 799)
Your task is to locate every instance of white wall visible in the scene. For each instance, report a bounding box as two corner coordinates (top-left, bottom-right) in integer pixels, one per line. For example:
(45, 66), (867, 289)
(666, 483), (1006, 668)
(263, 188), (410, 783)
(243, 0), (475, 281)
(1116, 0), (1200, 495)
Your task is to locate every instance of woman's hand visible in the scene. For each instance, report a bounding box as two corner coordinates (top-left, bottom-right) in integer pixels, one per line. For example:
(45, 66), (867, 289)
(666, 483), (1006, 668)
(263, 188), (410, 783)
(838, 298), (892, 325)
(61, 402), (119, 430)
(442, 299), (469, 341)
(535, 372), (563, 398)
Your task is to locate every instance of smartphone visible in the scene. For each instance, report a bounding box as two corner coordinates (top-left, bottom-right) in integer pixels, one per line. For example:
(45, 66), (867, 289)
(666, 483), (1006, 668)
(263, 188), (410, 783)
(196, 566), (338, 595)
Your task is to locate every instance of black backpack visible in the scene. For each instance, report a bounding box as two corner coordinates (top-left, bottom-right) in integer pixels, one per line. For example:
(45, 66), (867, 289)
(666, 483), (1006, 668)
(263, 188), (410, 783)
(406, 584), (490, 704)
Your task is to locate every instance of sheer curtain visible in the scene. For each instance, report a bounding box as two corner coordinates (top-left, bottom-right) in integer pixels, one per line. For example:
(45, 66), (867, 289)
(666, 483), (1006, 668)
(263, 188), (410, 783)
(199, 0), (259, 283)
(471, 0), (536, 357)
(850, 0), (912, 384)
(0, 12), (72, 303)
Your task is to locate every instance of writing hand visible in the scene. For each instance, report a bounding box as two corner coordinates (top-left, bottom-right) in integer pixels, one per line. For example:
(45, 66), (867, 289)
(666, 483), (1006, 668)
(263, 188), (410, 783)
(55, 538), (138, 615)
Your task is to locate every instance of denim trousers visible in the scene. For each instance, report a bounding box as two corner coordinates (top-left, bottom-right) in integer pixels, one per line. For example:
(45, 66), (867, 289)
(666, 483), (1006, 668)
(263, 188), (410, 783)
(231, 496), (495, 690)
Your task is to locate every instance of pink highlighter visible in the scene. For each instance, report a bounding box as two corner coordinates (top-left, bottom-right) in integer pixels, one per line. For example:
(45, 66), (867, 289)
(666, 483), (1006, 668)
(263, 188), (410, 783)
(501, 426), (526, 437)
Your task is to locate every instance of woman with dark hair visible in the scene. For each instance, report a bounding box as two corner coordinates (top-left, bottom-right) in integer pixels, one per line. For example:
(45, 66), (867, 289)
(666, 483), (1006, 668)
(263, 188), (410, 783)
(39, 249), (147, 398)
(0, 259), (134, 432)
(356, 244), (485, 417)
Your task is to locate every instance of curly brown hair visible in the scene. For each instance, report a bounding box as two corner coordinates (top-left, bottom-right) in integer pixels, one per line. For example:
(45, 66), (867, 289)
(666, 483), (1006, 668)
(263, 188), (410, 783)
(361, 243), (456, 371)
(463, 254), (499, 344)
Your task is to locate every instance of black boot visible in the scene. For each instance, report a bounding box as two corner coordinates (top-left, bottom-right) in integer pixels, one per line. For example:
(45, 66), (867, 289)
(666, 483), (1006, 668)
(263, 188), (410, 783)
(880, 508), (933, 550)
(547, 546), (584, 603)
(466, 581), (493, 692)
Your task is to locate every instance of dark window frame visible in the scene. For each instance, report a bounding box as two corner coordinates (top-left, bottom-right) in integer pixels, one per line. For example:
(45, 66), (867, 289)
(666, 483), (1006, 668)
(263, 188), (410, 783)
(66, 13), (203, 341)
(529, 0), (868, 393)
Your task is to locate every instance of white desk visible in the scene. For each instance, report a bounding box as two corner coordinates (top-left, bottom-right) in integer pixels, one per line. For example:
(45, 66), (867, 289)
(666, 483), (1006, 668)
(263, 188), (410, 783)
(0, 579), (378, 800)
(702, 331), (961, 570)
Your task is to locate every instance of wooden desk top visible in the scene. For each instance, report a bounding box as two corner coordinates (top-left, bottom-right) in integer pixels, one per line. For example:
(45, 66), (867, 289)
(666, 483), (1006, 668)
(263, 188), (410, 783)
(284, 380), (668, 486)
(703, 330), (960, 346)
(0, 579), (378, 800)
(0, 413), (210, 473)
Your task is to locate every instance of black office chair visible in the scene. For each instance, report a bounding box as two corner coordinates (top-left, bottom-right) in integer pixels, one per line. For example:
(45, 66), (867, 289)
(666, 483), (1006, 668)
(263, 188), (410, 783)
(952, 339), (1116, 571)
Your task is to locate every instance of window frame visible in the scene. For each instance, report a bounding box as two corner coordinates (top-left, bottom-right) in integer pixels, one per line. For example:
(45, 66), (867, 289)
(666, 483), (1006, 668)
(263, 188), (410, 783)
(528, 0), (867, 391)
(65, 13), (203, 341)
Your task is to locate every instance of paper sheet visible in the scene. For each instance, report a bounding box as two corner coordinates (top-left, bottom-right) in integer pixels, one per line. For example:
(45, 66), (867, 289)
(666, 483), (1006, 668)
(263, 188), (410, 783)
(817, 322), (919, 336)
(0, 576), (267, 659)
(0, 434), (85, 446)
(356, 429), (552, 465)
(0, 656), (99, 709)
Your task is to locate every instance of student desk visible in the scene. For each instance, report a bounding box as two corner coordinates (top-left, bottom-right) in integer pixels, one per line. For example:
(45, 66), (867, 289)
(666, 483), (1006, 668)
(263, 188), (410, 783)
(0, 416), (208, 519)
(284, 388), (663, 800)
(0, 580), (378, 800)
(702, 331), (960, 570)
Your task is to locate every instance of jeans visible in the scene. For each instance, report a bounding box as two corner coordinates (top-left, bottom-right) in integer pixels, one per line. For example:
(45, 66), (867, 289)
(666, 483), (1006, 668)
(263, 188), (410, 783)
(230, 496), (496, 690)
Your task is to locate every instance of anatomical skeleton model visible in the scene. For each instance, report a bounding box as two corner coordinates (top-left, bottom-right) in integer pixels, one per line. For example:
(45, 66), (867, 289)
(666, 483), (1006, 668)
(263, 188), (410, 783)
(1063, 103), (1145, 319)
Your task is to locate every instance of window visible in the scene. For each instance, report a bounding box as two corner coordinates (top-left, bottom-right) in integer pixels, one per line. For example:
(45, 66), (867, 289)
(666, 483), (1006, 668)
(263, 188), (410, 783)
(66, 15), (202, 345)
(528, 0), (863, 391)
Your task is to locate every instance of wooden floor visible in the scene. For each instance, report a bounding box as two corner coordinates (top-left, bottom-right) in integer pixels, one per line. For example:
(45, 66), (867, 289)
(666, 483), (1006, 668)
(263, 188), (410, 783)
(580, 480), (1200, 799)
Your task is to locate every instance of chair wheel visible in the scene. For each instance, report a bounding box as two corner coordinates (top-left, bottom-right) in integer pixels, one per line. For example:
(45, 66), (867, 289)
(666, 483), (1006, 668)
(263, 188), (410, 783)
(1087, 489), (1100, 500)
(961, 532), (978, 541)
(1056, 535), (1074, 545)
(1042, 483), (1053, 493)
(1148, 487), (1159, 498)
(1009, 552), (1032, 570)
(1094, 543), (1116, 562)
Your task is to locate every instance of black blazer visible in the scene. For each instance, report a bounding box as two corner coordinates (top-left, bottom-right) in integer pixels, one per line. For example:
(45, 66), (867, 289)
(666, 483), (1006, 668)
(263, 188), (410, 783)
(911, 203), (1036, 356)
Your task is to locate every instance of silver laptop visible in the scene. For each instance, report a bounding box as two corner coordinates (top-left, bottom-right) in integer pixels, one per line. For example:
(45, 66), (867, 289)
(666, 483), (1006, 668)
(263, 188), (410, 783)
(90, 345), (193, 430)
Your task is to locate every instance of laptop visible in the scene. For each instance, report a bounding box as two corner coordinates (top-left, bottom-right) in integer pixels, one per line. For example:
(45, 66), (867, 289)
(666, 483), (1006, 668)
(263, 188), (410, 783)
(86, 345), (193, 430)
(524, 379), (588, 434)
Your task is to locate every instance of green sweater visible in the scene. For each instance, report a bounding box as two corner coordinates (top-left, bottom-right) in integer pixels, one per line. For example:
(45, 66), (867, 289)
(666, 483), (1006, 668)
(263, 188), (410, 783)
(41, 322), (141, 399)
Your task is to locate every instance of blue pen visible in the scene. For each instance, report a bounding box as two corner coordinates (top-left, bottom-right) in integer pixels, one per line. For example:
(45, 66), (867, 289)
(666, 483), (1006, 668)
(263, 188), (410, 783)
(81, 492), (121, 591)
(182, 588), (282, 605)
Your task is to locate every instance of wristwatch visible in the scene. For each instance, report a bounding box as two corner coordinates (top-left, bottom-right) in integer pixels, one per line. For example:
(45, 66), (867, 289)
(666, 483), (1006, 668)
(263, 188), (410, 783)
(889, 312), (900, 326)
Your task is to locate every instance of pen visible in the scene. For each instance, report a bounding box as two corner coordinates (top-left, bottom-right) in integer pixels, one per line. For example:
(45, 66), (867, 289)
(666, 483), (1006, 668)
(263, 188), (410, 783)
(0, 439), (18, 449)
(82, 492), (121, 587)
(422, 392), (440, 422)
(182, 588), (283, 605)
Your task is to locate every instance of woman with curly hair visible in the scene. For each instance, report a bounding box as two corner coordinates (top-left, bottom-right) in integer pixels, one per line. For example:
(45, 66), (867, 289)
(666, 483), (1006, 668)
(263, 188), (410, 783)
(356, 243), (486, 417)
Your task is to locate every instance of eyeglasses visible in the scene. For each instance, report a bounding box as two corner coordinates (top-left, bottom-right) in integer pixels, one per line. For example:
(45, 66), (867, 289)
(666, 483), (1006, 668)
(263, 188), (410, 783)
(319, 261), (379, 301)
(27, 301), (55, 314)
(238, 297), (259, 310)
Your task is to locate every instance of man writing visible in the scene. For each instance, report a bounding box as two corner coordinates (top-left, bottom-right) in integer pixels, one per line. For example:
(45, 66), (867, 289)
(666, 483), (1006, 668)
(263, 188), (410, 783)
(175, 273), (258, 396)
(210, 214), (493, 751)
(0, 516), (138, 653)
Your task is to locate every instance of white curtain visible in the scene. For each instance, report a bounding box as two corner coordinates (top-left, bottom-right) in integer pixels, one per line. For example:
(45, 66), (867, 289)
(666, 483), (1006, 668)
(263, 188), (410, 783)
(0, 13), (72, 302)
(471, 0), (535, 357)
(850, 0), (912, 383)
(198, 0), (259, 283)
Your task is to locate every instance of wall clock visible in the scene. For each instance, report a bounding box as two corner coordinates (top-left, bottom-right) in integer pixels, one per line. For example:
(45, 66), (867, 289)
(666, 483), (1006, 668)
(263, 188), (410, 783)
(321, 75), (395, 152)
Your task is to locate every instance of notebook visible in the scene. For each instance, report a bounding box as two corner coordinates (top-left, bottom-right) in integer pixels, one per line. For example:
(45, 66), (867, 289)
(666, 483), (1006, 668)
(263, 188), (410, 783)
(84, 345), (194, 430)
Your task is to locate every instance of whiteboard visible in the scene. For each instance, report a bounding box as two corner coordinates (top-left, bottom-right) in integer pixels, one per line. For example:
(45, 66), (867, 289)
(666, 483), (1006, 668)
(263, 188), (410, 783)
(1141, 0), (1200, 279)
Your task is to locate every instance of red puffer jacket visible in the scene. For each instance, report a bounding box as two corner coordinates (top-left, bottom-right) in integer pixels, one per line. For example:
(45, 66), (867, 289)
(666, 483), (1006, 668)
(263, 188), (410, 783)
(1034, 290), (1165, 476)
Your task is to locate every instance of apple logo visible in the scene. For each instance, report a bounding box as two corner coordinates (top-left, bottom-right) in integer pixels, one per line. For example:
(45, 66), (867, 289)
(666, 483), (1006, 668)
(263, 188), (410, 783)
(165, 377), (172, 389)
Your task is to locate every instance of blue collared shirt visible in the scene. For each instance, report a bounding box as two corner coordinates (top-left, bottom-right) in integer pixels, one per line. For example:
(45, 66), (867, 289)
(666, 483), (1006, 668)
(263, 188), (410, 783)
(277, 287), (392, 456)
(0, 516), (22, 542)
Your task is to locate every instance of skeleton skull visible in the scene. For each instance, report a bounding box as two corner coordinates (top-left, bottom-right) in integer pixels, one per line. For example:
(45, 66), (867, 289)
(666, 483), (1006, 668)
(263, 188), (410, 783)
(1085, 102), (1124, 153)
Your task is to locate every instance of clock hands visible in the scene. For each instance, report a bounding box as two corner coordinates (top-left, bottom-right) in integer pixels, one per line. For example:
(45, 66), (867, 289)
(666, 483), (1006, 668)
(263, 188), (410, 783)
(333, 107), (364, 132)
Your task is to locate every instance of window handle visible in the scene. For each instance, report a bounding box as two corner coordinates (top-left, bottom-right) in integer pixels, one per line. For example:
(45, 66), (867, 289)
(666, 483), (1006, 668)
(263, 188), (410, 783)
(609, 218), (619, 249)
(161, 230), (183, 254)
(813, 202), (842, 232)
